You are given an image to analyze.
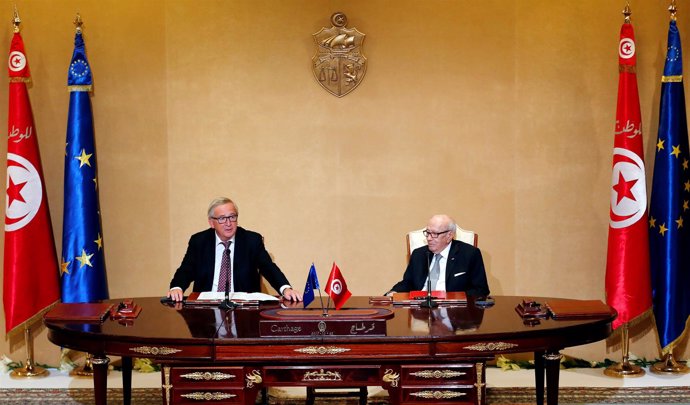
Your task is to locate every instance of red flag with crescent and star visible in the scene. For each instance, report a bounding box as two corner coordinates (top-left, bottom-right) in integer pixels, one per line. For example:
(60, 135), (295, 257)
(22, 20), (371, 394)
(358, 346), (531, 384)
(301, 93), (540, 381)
(324, 262), (351, 310)
(3, 31), (60, 334)
(605, 21), (652, 330)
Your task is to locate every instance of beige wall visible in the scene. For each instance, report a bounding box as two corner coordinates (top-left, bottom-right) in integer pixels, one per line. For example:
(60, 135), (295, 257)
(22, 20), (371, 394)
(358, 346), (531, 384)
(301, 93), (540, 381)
(0, 0), (687, 366)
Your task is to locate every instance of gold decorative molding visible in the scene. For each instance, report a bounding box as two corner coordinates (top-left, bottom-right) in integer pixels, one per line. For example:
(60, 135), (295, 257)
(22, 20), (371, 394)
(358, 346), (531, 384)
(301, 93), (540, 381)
(475, 362), (485, 404)
(180, 392), (236, 401)
(463, 342), (518, 351)
(181, 371), (236, 381)
(409, 390), (466, 399)
(294, 346), (351, 355)
(544, 352), (563, 361)
(129, 346), (182, 356)
(246, 370), (262, 388)
(382, 369), (400, 387)
(90, 356), (110, 365)
(162, 366), (172, 405)
(410, 369), (465, 379)
(302, 369), (342, 381)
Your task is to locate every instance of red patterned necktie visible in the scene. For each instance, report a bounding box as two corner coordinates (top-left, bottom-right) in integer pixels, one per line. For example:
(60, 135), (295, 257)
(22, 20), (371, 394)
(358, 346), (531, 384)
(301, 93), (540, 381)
(218, 241), (232, 292)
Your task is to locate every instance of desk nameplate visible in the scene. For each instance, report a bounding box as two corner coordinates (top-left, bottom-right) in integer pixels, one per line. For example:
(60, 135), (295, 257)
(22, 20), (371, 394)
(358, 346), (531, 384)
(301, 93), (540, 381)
(259, 319), (386, 337)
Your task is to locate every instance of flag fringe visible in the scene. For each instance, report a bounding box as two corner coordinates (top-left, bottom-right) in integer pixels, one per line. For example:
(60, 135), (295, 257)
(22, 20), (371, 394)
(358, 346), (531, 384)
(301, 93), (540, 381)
(5, 300), (59, 338)
(8, 77), (30, 83)
(610, 307), (654, 339)
(660, 315), (690, 355)
(68, 85), (92, 92)
(661, 75), (683, 82)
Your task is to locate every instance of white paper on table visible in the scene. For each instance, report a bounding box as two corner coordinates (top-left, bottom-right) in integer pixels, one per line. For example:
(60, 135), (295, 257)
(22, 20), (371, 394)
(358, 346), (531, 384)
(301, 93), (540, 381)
(197, 291), (279, 301)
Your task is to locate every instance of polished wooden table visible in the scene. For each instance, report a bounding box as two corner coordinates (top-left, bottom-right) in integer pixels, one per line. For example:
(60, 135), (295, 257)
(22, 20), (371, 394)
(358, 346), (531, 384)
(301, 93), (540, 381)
(45, 296), (614, 405)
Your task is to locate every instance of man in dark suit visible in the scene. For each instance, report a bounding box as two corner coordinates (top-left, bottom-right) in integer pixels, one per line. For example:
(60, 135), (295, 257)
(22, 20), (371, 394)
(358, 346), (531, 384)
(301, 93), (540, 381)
(388, 214), (489, 297)
(167, 197), (302, 302)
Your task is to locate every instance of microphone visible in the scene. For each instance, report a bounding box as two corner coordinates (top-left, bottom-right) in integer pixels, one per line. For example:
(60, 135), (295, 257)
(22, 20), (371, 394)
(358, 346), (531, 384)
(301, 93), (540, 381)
(420, 248), (438, 308)
(219, 247), (238, 310)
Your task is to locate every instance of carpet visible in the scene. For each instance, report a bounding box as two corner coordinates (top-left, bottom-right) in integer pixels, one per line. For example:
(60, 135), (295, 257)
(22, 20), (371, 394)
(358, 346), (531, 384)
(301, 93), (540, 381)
(1, 386), (689, 404)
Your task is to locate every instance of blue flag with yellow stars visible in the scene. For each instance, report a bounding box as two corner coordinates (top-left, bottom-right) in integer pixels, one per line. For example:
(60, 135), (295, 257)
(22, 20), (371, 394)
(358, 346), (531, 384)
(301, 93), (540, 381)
(60, 28), (108, 303)
(649, 19), (690, 351)
(303, 263), (320, 308)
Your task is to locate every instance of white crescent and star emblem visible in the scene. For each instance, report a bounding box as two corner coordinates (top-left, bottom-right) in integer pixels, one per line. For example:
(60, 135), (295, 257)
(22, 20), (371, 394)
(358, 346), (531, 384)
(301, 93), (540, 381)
(619, 38), (635, 59)
(8, 51), (26, 72)
(5, 153), (43, 232)
(610, 147), (646, 229)
(330, 279), (343, 295)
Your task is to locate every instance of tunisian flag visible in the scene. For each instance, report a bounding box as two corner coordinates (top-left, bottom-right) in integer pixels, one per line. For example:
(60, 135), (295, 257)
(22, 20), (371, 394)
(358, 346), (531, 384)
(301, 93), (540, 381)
(605, 21), (652, 330)
(324, 262), (351, 310)
(3, 32), (60, 334)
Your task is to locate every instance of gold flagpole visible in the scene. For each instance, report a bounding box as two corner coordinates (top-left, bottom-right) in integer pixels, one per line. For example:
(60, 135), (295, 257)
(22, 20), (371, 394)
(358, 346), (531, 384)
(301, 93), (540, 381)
(11, 326), (48, 378)
(604, 322), (645, 377)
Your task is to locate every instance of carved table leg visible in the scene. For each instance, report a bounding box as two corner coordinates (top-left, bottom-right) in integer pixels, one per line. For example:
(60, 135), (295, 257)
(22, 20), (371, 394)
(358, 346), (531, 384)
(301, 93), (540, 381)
(121, 356), (132, 405)
(534, 350), (545, 405)
(544, 351), (563, 405)
(91, 355), (110, 405)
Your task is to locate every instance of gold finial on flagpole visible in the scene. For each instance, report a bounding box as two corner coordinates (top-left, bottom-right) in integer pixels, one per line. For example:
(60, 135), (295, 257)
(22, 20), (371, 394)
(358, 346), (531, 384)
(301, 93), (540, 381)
(73, 12), (83, 34)
(623, 2), (632, 23)
(12, 5), (21, 33)
(669, 0), (677, 21)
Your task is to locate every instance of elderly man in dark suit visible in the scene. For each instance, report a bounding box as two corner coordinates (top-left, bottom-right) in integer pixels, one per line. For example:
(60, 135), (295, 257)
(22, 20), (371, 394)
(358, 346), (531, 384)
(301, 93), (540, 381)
(388, 214), (489, 297)
(167, 197), (302, 302)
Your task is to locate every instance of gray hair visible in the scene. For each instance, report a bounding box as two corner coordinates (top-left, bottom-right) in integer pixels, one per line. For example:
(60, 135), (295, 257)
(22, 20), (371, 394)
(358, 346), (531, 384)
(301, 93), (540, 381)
(207, 197), (238, 218)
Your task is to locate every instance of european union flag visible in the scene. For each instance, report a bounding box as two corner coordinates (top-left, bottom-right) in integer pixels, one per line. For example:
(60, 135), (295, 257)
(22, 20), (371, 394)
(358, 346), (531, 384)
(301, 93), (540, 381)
(649, 20), (690, 351)
(60, 28), (108, 303)
(303, 263), (320, 308)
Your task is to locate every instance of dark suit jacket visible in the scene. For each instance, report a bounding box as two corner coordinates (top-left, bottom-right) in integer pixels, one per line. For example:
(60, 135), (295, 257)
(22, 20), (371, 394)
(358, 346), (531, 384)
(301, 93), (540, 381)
(390, 240), (490, 297)
(169, 227), (290, 294)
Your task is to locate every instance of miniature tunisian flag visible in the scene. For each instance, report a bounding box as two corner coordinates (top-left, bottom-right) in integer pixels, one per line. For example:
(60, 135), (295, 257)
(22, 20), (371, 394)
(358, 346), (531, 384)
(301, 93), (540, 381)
(324, 262), (351, 310)
(604, 20), (652, 330)
(3, 31), (60, 334)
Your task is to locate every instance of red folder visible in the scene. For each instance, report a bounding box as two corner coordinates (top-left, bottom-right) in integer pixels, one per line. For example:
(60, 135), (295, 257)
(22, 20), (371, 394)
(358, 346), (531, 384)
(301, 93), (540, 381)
(44, 303), (114, 322)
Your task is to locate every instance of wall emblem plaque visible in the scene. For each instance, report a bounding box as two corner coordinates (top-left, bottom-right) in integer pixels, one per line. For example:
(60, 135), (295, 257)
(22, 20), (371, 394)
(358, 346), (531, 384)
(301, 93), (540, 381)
(312, 12), (367, 97)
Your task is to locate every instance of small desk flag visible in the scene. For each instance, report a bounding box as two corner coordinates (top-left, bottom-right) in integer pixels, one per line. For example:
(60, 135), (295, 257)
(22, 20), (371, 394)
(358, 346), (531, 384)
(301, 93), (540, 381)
(303, 263), (320, 308)
(60, 29), (109, 303)
(604, 18), (652, 330)
(3, 31), (61, 334)
(324, 262), (351, 310)
(649, 19), (690, 351)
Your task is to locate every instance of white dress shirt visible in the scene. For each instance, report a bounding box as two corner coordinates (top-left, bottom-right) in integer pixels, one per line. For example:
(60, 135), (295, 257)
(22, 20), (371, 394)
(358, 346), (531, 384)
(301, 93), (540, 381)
(425, 242), (452, 291)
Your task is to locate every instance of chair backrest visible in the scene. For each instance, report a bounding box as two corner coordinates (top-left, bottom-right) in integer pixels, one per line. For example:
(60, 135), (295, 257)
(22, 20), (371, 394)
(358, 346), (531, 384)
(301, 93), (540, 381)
(406, 226), (478, 259)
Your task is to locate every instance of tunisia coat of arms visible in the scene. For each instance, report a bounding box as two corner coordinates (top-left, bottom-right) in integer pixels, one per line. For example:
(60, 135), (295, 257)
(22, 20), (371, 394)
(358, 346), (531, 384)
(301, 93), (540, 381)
(312, 12), (367, 97)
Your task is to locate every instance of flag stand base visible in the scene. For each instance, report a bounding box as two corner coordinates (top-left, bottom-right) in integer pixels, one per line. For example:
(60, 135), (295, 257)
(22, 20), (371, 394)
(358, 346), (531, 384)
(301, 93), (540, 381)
(604, 359), (645, 378)
(604, 323), (645, 378)
(10, 327), (48, 379)
(10, 360), (48, 378)
(70, 353), (99, 377)
(650, 352), (690, 375)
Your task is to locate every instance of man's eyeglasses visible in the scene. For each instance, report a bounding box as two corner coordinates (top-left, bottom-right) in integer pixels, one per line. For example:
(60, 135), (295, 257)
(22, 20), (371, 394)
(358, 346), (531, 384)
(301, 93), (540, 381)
(423, 229), (450, 239)
(212, 215), (238, 224)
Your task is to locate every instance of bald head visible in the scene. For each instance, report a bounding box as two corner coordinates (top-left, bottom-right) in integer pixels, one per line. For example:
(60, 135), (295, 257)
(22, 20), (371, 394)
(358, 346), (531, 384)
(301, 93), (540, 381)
(425, 214), (456, 253)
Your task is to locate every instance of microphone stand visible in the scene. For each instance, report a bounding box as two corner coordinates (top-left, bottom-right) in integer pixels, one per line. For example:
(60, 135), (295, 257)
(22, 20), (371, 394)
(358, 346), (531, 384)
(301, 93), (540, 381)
(219, 250), (237, 310)
(420, 250), (438, 309)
